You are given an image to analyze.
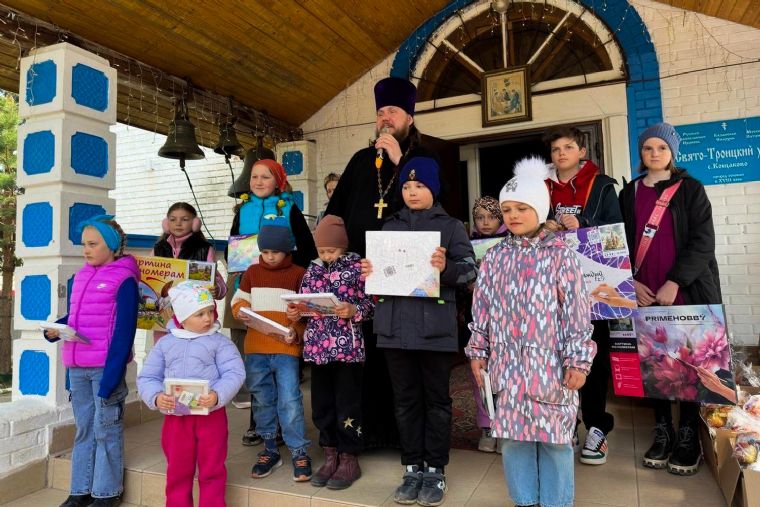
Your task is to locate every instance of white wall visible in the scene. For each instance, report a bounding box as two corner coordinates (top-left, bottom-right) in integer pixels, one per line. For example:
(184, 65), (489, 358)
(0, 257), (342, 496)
(109, 123), (241, 241)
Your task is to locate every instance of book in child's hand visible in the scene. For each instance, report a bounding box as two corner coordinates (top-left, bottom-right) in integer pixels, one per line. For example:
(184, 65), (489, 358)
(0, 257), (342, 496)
(39, 322), (91, 344)
(164, 378), (210, 415)
(281, 293), (341, 317)
(479, 369), (495, 420)
(239, 307), (294, 342)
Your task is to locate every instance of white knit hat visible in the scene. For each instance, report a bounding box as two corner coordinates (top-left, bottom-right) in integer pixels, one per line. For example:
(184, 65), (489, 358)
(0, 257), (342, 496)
(168, 281), (215, 323)
(499, 156), (551, 224)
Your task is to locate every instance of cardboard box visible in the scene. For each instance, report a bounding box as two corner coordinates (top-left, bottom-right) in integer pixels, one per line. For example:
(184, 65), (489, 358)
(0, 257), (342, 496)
(699, 423), (760, 507)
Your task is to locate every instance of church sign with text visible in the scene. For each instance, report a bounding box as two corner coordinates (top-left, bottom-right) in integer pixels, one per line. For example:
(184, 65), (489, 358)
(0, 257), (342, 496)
(675, 116), (760, 186)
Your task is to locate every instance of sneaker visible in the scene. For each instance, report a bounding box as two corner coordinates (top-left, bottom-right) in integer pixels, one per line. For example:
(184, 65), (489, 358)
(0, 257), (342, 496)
(572, 420), (581, 453)
(643, 421), (675, 469)
(251, 449), (283, 478)
(91, 496), (122, 507)
(293, 453), (313, 482)
(477, 428), (497, 453)
(326, 452), (362, 490)
(580, 426), (608, 465)
(667, 424), (701, 476)
(242, 427), (262, 446)
(59, 494), (94, 507)
(417, 467), (447, 507)
(393, 465), (423, 504)
(311, 446), (339, 487)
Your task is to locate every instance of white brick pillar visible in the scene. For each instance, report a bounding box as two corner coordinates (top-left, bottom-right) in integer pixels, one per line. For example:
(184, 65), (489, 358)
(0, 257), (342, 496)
(12, 43), (117, 406)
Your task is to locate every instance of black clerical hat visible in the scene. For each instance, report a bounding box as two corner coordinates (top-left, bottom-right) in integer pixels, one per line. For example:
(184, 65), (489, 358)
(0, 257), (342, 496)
(374, 77), (417, 116)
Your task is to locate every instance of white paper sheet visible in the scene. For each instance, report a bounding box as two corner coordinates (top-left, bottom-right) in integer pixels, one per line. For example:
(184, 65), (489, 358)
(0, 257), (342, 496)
(365, 231), (440, 298)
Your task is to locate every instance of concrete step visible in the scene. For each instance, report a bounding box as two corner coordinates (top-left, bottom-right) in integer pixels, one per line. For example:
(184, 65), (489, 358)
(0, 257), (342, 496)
(40, 444), (505, 507)
(1, 488), (141, 507)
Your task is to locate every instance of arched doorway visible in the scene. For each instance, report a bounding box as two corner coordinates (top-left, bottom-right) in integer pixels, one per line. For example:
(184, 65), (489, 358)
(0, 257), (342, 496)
(392, 0), (663, 170)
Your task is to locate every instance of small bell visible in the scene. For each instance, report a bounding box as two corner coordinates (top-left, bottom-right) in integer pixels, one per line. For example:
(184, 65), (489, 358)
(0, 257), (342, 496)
(158, 101), (204, 168)
(228, 140), (276, 198)
(214, 120), (244, 158)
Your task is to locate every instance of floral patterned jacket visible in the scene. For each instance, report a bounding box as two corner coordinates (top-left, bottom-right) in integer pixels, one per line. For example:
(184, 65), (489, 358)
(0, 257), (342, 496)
(300, 252), (375, 365)
(465, 230), (595, 444)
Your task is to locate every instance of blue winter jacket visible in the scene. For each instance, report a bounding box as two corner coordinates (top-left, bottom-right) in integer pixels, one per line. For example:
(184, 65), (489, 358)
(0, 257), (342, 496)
(136, 323), (245, 413)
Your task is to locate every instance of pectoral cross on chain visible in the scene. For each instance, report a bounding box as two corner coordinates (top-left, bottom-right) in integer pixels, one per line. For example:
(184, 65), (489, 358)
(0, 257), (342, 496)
(374, 198), (388, 219)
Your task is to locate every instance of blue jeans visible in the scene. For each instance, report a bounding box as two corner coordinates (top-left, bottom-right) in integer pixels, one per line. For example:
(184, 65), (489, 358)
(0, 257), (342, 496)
(69, 367), (128, 498)
(501, 439), (574, 507)
(245, 354), (309, 457)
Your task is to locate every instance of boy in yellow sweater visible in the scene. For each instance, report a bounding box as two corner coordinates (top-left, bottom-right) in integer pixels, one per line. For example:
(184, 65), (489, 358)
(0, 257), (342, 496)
(232, 217), (311, 481)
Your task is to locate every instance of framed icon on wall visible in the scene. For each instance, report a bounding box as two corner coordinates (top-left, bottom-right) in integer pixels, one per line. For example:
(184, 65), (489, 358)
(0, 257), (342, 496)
(481, 65), (532, 127)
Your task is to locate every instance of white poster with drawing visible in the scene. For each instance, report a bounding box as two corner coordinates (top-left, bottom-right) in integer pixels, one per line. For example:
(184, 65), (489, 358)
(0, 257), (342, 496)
(365, 231), (440, 298)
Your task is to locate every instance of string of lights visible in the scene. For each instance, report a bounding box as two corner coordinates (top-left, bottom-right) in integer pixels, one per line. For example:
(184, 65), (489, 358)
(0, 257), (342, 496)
(0, 5), (302, 150)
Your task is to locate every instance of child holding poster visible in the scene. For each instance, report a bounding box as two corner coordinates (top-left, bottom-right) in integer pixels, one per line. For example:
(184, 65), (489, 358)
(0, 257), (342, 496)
(150, 202), (225, 342)
(361, 157), (477, 506)
(619, 122), (722, 476)
(137, 282), (245, 507)
(466, 157), (595, 507)
(543, 126), (623, 465)
(225, 159), (317, 446)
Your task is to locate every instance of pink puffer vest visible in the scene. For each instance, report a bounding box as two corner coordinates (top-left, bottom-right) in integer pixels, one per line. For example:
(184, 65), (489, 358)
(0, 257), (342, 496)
(64, 255), (140, 367)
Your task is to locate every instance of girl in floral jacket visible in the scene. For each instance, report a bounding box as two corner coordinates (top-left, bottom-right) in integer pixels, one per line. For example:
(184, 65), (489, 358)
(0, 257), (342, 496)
(287, 215), (374, 490)
(466, 157), (595, 507)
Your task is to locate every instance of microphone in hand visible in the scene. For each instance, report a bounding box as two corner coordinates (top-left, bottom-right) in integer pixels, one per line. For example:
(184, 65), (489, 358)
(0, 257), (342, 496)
(375, 126), (389, 169)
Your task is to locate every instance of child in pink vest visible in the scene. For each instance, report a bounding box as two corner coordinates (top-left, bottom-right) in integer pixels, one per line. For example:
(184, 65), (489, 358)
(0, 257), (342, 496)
(44, 216), (139, 507)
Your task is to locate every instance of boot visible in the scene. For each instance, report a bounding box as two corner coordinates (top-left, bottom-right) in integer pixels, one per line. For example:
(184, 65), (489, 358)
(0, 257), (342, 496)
(59, 494), (93, 507)
(311, 447), (339, 487)
(326, 453), (361, 490)
(668, 423), (701, 475)
(643, 420), (675, 469)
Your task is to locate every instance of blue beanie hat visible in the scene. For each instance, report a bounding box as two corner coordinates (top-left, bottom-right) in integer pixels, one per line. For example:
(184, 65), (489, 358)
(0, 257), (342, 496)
(638, 122), (681, 162)
(374, 77), (417, 116)
(399, 157), (440, 198)
(257, 216), (294, 253)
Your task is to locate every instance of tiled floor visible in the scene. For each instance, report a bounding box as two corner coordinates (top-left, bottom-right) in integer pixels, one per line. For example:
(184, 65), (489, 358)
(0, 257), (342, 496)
(2, 389), (727, 506)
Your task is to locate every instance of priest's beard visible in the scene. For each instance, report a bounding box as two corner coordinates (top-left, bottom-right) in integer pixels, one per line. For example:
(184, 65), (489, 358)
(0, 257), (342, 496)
(375, 122), (410, 144)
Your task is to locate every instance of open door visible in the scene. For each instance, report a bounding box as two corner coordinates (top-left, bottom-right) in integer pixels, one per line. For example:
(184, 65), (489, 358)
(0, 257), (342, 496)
(420, 134), (468, 223)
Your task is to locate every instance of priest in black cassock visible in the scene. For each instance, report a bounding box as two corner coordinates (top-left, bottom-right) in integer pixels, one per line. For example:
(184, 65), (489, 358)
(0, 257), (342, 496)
(325, 76), (437, 449)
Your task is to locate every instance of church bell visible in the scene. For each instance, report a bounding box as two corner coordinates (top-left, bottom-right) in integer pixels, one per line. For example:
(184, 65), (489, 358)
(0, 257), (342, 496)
(158, 101), (205, 167)
(214, 120), (244, 158)
(228, 140), (276, 198)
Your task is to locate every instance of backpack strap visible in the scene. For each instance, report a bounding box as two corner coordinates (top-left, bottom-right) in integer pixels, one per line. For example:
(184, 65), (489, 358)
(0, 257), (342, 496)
(633, 180), (682, 275)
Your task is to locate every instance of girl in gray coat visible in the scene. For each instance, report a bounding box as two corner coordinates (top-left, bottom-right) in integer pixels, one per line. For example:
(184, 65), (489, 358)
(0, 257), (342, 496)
(361, 156), (476, 507)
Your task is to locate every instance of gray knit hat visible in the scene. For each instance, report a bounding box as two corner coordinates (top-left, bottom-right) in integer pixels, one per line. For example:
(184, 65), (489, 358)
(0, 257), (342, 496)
(638, 122), (680, 161)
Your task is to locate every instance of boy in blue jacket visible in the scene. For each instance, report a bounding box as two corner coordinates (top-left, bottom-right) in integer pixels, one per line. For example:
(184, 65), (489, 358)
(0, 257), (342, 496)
(361, 157), (477, 506)
(137, 282), (245, 507)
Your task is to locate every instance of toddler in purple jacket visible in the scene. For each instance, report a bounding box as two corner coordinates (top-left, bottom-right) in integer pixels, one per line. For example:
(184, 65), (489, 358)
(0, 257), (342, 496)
(137, 282), (245, 507)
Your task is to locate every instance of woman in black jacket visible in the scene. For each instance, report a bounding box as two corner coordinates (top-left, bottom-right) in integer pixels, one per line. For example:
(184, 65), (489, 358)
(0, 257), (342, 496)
(619, 123), (721, 477)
